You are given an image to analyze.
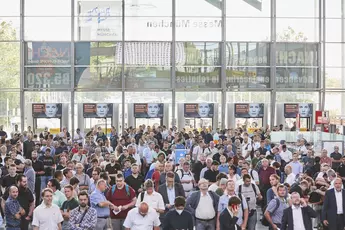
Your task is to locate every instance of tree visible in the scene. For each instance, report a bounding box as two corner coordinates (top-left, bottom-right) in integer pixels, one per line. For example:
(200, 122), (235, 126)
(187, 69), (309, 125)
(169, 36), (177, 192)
(0, 20), (20, 129)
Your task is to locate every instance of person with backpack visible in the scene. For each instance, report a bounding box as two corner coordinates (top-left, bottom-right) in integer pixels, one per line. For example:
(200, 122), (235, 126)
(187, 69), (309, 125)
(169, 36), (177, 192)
(176, 162), (195, 196)
(235, 174), (262, 230)
(135, 179), (165, 218)
(106, 174), (136, 230)
(264, 184), (289, 230)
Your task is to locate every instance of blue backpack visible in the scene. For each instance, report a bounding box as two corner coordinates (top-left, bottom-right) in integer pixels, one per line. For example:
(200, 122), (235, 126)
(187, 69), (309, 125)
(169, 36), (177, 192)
(111, 184), (130, 197)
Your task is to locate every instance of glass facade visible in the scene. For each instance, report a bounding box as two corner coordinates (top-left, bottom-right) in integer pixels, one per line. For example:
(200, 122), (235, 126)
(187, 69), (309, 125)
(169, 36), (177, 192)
(0, 0), (344, 131)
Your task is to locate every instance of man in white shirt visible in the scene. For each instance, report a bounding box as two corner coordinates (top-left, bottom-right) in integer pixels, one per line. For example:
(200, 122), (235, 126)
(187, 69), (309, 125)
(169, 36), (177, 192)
(32, 188), (63, 230)
(123, 202), (160, 230)
(136, 179), (165, 218)
(206, 141), (219, 159)
(284, 165), (296, 186)
(280, 144), (292, 163)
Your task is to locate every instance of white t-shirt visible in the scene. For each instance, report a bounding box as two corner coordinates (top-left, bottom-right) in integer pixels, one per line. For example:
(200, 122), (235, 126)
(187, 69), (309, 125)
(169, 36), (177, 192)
(123, 207), (160, 230)
(32, 203), (63, 230)
(285, 173), (296, 186)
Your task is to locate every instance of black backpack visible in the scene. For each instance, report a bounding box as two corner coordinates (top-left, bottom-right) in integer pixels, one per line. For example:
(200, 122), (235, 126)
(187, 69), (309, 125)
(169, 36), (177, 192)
(261, 198), (280, 226)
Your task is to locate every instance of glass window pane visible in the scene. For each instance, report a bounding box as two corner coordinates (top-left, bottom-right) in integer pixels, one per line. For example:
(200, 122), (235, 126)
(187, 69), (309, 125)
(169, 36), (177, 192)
(326, 19), (343, 42)
(176, 42), (220, 66)
(325, 92), (345, 116)
(0, 92), (20, 131)
(125, 17), (172, 41)
(125, 67), (171, 89)
(125, 0), (172, 16)
(75, 42), (122, 89)
(0, 67), (20, 88)
(25, 0), (71, 16)
(226, 91), (271, 103)
(276, 67), (318, 89)
(75, 66), (122, 89)
(0, 42), (20, 67)
(226, 18), (270, 41)
(225, 42), (269, 66)
(0, 0), (20, 16)
(226, 67), (270, 89)
(24, 67), (72, 89)
(76, 0), (122, 16)
(75, 42), (120, 65)
(277, 0), (319, 18)
(325, 44), (344, 67)
(24, 91), (71, 130)
(226, 0), (270, 17)
(325, 68), (345, 88)
(75, 16), (122, 41)
(176, 0), (221, 17)
(0, 18), (20, 40)
(276, 92), (319, 103)
(176, 17), (221, 41)
(25, 17), (71, 41)
(176, 67), (221, 89)
(326, 0), (342, 18)
(276, 43), (318, 67)
(276, 19), (319, 42)
(25, 42), (71, 66)
(123, 42), (172, 66)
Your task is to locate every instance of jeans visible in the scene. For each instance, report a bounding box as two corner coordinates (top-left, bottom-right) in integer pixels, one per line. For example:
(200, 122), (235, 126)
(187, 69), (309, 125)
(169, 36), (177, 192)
(40, 176), (52, 194)
(195, 218), (216, 230)
(247, 210), (257, 230)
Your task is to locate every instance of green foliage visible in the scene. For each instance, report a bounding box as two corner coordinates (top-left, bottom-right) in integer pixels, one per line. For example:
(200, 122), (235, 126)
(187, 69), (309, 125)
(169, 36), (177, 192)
(0, 20), (20, 128)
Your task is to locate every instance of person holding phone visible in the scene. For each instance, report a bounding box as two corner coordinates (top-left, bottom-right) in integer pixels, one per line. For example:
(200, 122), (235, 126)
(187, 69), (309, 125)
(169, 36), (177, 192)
(219, 196), (241, 230)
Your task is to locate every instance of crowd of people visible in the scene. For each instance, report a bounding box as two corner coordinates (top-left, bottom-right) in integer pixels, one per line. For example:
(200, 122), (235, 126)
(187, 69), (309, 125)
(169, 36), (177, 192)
(0, 123), (343, 230)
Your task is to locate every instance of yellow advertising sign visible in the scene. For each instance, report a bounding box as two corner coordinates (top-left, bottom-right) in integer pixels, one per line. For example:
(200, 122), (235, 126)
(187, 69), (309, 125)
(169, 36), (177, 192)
(49, 128), (60, 134)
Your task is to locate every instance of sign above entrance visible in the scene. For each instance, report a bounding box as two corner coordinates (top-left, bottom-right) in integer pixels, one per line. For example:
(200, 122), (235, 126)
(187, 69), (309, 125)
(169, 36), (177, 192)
(32, 103), (62, 118)
(184, 103), (214, 118)
(134, 103), (164, 118)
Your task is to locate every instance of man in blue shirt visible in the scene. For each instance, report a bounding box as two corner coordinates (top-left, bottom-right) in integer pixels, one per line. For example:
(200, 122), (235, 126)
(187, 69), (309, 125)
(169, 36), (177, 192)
(5, 186), (24, 230)
(90, 179), (115, 230)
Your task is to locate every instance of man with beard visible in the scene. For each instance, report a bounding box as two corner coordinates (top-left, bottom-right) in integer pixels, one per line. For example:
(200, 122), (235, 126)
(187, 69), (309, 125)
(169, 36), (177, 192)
(2, 175), (35, 230)
(61, 185), (79, 229)
(31, 151), (45, 207)
(68, 191), (97, 229)
(105, 154), (121, 185)
(281, 192), (316, 230)
(125, 163), (144, 195)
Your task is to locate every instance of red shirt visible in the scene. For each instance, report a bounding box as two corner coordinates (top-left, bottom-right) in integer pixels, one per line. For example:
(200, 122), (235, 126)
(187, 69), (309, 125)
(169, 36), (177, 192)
(71, 147), (79, 154)
(152, 171), (160, 192)
(106, 185), (136, 219)
(258, 166), (276, 185)
(320, 156), (332, 166)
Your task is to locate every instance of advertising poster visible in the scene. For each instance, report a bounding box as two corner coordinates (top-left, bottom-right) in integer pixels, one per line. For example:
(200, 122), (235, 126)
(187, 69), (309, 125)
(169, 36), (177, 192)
(175, 149), (187, 165)
(315, 110), (329, 124)
(134, 103), (164, 118)
(284, 103), (313, 118)
(32, 103), (62, 118)
(234, 103), (264, 118)
(184, 103), (214, 118)
(83, 103), (113, 118)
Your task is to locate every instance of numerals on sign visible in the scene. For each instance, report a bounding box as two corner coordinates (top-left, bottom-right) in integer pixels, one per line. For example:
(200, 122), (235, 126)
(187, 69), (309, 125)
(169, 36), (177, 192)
(27, 72), (70, 86)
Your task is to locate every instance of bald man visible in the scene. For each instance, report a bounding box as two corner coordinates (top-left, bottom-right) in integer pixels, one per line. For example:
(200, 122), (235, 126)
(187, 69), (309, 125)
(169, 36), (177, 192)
(5, 186), (25, 229)
(123, 202), (160, 230)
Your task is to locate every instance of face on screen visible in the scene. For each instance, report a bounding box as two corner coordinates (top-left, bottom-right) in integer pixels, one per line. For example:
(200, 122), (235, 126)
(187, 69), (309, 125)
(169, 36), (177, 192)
(147, 103), (160, 118)
(45, 104), (58, 117)
(96, 104), (109, 117)
(198, 103), (210, 117)
(249, 103), (260, 117)
(299, 103), (310, 117)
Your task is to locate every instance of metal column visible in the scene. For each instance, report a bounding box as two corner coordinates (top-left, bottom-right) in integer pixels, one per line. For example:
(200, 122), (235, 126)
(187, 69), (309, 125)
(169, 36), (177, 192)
(220, 0), (226, 129)
(19, 0), (25, 132)
(171, 0), (176, 128)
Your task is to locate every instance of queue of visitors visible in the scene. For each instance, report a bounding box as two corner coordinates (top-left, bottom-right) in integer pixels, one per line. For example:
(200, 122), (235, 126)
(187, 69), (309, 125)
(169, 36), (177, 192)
(0, 124), (343, 230)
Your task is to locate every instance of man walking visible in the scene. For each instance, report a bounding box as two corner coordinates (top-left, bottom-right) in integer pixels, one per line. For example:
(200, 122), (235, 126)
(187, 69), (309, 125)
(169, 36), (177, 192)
(69, 191), (97, 230)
